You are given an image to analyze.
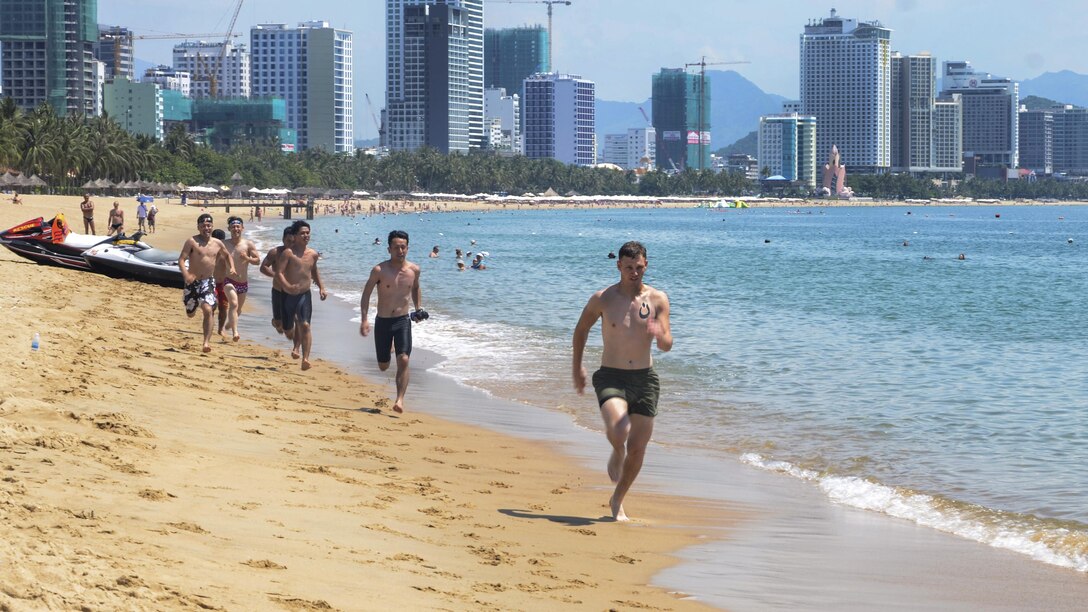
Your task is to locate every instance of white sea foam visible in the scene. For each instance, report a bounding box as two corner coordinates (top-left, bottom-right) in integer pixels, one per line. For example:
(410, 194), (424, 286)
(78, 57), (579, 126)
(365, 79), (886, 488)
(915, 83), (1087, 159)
(740, 453), (1088, 572)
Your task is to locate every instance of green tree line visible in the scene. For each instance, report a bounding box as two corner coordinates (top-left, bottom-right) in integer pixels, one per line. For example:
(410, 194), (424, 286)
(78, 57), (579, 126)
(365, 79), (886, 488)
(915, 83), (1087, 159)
(5, 100), (1088, 200)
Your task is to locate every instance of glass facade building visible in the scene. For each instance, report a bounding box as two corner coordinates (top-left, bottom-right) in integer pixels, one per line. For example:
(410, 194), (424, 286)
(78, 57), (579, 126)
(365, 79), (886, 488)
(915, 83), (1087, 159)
(652, 68), (710, 171)
(191, 98), (296, 153)
(387, 0), (484, 150)
(484, 26), (548, 98)
(0, 0), (99, 116)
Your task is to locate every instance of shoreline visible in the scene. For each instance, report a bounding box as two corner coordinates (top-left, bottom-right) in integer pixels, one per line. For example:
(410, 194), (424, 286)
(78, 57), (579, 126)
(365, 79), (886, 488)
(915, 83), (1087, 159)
(0, 194), (731, 610)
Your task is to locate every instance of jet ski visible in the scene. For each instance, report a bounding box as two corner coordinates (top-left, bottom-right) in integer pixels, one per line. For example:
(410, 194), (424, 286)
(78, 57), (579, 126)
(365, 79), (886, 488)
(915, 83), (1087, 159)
(0, 213), (138, 270)
(83, 236), (183, 288)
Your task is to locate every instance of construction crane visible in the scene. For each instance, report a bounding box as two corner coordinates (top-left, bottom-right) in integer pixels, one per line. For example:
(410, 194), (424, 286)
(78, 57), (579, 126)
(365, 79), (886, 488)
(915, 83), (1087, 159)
(364, 93), (385, 144)
(487, 0), (571, 70)
(683, 56), (751, 170)
(133, 33), (242, 40)
(638, 106), (651, 127)
(209, 0), (245, 98)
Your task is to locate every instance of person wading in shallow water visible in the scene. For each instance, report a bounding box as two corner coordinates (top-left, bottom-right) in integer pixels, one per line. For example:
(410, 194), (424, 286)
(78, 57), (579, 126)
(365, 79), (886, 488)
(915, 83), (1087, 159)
(572, 240), (672, 522)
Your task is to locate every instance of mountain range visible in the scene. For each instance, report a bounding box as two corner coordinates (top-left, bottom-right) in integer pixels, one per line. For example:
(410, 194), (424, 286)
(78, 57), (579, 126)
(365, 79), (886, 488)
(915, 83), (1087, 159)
(595, 70), (787, 151)
(1019, 70), (1088, 108)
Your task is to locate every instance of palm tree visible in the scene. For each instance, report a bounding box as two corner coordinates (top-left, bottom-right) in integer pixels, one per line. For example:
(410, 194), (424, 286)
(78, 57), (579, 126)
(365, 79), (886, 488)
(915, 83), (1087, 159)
(18, 104), (60, 178)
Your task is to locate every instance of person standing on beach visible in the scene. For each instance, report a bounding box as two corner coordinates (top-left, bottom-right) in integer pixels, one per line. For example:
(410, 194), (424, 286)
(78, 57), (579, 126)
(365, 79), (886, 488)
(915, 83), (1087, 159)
(220, 216), (261, 342)
(260, 226), (295, 335)
(274, 221), (328, 370)
(146, 203), (157, 233)
(178, 214), (235, 353)
(572, 240), (672, 522)
(80, 194), (95, 234)
(359, 230), (422, 414)
(107, 201), (124, 236)
(136, 200), (148, 233)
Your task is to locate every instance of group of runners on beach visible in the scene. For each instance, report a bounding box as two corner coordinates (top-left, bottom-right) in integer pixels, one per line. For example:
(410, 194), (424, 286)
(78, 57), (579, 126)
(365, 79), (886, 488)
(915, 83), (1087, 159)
(177, 213), (672, 521)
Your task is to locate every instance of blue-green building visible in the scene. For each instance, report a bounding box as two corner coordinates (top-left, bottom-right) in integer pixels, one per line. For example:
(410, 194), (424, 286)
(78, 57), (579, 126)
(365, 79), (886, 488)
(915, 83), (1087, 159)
(103, 77), (163, 140)
(190, 98), (296, 153)
(484, 26), (549, 100)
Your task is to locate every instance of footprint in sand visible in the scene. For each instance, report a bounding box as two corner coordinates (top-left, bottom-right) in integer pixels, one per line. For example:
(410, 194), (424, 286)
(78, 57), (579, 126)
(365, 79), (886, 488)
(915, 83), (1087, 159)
(242, 559), (286, 569)
(611, 554), (638, 564)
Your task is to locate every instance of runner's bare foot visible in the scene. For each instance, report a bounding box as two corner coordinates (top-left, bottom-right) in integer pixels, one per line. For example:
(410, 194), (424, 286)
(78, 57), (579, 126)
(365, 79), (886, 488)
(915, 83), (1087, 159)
(202, 344), (212, 353)
(392, 400), (404, 414)
(232, 333), (240, 342)
(607, 448), (624, 483)
(610, 494), (629, 522)
(291, 348), (300, 359)
(301, 359), (311, 371)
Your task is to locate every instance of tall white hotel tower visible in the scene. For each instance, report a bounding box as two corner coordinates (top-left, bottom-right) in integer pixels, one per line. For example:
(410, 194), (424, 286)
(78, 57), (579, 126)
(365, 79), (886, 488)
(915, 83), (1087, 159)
(386, 0), (484, 151)
(800, 9), (892, 173)
(250, 21), (354, 153)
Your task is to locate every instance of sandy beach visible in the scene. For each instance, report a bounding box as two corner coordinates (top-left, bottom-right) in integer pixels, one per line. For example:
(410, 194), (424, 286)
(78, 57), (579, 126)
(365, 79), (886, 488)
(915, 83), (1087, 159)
(0, 194), (730, 610)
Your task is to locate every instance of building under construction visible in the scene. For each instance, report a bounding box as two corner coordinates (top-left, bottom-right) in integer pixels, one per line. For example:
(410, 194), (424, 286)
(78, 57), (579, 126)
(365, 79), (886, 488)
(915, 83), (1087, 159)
(651, 68), (711, 171)
(0, 0), (100, 117)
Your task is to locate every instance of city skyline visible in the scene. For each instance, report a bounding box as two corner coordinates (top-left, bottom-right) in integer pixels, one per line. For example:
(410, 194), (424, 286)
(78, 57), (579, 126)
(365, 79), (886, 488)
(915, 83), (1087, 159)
(97, 0), (1088, 141)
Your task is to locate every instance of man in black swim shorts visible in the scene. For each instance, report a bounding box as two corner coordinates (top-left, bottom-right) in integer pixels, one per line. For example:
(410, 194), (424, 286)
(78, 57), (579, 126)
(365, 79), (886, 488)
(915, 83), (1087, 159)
(360, 230), (422, 414)
(273, 221), (327, 370)
(572, 240), (673, 522)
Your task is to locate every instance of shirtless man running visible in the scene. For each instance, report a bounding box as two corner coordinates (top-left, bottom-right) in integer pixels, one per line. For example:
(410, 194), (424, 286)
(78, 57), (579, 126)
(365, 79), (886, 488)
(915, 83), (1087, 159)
(359, 230), (422, 414)
(274, 221), (327, 370)
(79, 194), (95, 234)
(179, 214), (236, 353)
(219, 216), (261, 342)
(259, 226), (295, 335)
(572, 241), (673, 522)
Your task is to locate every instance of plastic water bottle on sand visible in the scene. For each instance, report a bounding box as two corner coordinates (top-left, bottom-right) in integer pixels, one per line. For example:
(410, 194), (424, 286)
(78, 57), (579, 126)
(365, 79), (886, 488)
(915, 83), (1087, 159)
(31, 332), (40, 351)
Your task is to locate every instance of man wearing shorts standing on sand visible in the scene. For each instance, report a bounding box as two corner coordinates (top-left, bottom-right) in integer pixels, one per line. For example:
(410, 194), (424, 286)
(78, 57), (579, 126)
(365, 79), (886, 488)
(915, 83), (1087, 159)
(572, 241), (672, 522)
(359, 230), (423, 414)
(179, 214), (235, 353)
(220, 216), (261, 342)
(260, 226), (295, 335)
(107, 201), (124, 236)
(80, 194), (95, 234)
(274, 221), (327, 370)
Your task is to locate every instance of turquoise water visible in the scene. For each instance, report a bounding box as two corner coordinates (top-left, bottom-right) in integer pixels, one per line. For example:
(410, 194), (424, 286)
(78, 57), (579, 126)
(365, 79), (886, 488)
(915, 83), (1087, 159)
(255, 204), (1088, 572)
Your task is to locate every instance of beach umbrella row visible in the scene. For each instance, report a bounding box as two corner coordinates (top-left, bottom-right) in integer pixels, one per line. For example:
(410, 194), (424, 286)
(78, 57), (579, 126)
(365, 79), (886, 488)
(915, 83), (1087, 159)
(1, 172), (48, 188)
(79, 179), (185, 191)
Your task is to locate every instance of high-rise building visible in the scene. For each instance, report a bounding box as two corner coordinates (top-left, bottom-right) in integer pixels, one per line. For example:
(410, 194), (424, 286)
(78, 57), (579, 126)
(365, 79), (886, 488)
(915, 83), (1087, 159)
(95, 25), (134, 81)
(386, 0), (484, 151)
(940, 60), (1018, 169)
(172, 41), (250, 100)
(652, 68), (710, 171)
(522, 72), (595, 166)
(933, 94), (963, 172)
(758, 113), (818, 188)
(800, 9), (892, 173)
(102, 77), (163, 140)
(143, 65), (191, 97)
(602, 127), (655, 171)
(1017, 108), (1052, 175)
(250, 22), (354, 154)
(388, 3), (470, 153)
(1051, 105), (1088, 174)
(891, 52), (962, 173)
(485, 26), (548, 97)
(484, 87), (520, 153)
(0, 0), (99, 116)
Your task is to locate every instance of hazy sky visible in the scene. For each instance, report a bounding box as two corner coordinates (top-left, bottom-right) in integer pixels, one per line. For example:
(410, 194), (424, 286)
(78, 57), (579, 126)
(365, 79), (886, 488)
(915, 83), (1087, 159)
(100, 0), (1087, 140)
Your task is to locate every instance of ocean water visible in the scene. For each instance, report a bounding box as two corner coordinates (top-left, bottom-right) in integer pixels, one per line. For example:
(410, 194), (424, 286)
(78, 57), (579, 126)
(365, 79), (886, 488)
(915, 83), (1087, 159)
(251, 204), (1088, 574)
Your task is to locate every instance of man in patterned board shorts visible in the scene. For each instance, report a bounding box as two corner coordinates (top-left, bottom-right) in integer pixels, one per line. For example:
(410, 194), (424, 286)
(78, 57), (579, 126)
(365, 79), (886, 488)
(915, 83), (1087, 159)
(572, 241), (673, 522)
(178, 214), (235, 353)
